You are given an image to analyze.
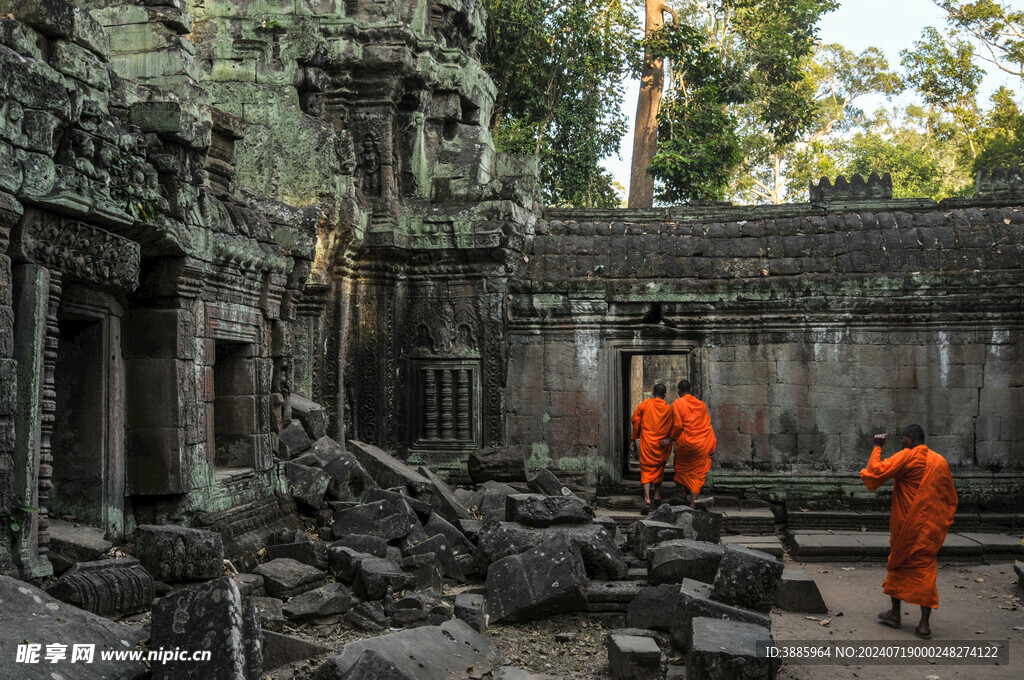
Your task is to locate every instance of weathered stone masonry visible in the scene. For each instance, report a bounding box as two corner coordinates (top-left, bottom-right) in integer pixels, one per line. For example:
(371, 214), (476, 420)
(510, 190), (1024, 506)
(0, 0), (317, 577)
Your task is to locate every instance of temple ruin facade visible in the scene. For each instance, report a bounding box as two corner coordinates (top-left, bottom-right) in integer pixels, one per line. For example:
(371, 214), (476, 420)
(1, 0), (1022, 580)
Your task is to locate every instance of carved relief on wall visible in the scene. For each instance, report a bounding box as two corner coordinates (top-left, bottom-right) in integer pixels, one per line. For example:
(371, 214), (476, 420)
(409, 295), (480, 356)
(10, 209), (141, 292)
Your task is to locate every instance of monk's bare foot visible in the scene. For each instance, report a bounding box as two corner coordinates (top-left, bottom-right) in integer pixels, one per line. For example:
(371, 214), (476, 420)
(640, 501), (651, 516)
(877, 611), (901, 628)
(915, 624), (931, 639)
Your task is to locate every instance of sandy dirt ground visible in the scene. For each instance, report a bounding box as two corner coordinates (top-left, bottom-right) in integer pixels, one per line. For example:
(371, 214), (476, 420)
(772, 561), (1024, 680)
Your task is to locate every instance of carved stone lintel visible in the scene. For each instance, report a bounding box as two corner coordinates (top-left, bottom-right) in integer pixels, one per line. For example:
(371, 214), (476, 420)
(45, 557), (155, 617)
(809, 172), (892, 203)
(10, 209), (140, 291)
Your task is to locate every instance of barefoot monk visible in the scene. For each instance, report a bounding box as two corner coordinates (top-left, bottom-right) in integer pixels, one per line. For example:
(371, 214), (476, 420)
(663, 380), (716, 508)
(630, 383), (673, 514)
(860, 425), (958, 639)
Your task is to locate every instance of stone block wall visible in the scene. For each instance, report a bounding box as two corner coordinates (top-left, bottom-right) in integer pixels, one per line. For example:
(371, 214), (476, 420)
(509, 200), (1024, 501)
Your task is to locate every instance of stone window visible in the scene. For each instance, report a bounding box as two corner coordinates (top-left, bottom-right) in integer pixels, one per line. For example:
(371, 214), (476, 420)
(409, 360), (480, 452)
(213, 341), (257, 469)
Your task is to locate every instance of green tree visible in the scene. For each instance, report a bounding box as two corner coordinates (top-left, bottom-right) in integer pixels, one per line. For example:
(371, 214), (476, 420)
(901, 26), (984, 158)
(733, 43), (902, 204)
(645, 0), (838, 203)
(482, 0), (639, 207)
(974, 86), (1024, 170)
(791, 105), (974, 200)
(938, 0), (1024, 77)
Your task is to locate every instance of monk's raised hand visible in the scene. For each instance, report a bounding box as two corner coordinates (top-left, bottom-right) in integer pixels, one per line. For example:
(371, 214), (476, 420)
(874, 433), (888, 446)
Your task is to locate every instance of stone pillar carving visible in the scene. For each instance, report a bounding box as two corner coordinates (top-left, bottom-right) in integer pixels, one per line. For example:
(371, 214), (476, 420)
(456, 368), (470, 441)
(424, 368), (438, 440)
(440, 368), (454, 439)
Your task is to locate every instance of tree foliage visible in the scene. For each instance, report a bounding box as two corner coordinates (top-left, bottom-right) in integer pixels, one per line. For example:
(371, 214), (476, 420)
(482, 0), (639, 207)
(645, 0), (838, 203)
(937, 0), (1024, 77)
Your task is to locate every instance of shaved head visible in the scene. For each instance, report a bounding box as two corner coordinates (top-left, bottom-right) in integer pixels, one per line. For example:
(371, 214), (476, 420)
(903, 424), (925, 446)
(677, 380), (691, 395)
(653, 383), (667, 398)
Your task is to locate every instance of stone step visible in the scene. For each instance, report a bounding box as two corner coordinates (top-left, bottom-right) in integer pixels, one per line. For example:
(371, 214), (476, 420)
(786, 510), (1024, 532)
(789, 530), (1024, 562)
(721, 535), (785, 559)
(719, 509), (776, 536)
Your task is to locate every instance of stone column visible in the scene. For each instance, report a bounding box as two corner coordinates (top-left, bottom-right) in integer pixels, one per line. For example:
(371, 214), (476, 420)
(11, 263), (53, 578)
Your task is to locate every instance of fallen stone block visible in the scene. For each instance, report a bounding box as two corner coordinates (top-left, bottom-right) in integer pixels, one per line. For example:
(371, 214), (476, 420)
(46, 557), (154, 617)
(424, 512), (475, 555)
(457, 518), (485, 540)
(284, 583), (352, 620)
(348, 440), (432, 496)
(0, 575), (147, 680)
(134, 524), (223, 582)
(455, 592), (488, 632)
(366, 487), (435, 521)
(774, 568), (828, 614)
(626, 583), (679, 632)
(405, 533), (464, 580)
(290, 394), (329, 440)
(506, 493), (593, 527)
(401, 553), (443, 592)
(608, 634), (661, 680)
(151, 577), (261, 680)
(528, 468), (572, 496)
(471, 480), (521, 522)
(475, 521), (626, 580)
(262, 630), (334, 671)
(631, 520), (693, 560)
(322, 446), (375, 502)
(254, 558), (327, 598)
(647, 539), (724, 585)
(286, 462), (330, 511)
(486, 534), (588, 623)
(46, 520), (113, 573)
(710, 544), (784, 614)
(586, 580), (642, 613)
(332, 533), (388, 558)
(266, 540), (329, 570)
(345, 601), (389, 631)
(355, 556), (416, 599)
(671, 579), (772, 652)
(252, 596), (286, 632)
(648, 503), (723, 543)
(279, 419), (313, 459)
(468, 446), (528, 484)
(686, 617), (778, 680)
(233, 572), (265, 597)
(313, 619), (499, 680)
(419, 465), (472, 523)
(332, 497), (420, 541)
(328, 546), (370, 583)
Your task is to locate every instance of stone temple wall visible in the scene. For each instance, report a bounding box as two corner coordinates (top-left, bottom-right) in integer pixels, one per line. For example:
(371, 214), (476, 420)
(510, 195), (1024, 507)
(0, 0), (318, 577)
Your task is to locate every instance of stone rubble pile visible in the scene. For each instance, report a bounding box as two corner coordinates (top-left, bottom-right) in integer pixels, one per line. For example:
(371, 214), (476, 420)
(12, 412), (829, 679)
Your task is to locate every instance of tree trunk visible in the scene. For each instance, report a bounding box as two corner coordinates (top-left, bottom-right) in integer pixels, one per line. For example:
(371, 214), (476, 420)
(628, 1), (676, 208)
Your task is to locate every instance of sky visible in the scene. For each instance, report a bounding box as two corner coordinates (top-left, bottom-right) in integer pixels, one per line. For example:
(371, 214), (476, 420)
(601, 0), (1024, 196)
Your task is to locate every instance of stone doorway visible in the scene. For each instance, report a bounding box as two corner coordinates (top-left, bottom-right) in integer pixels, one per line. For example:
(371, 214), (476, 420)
(606, 339), (698, 479)
(51, 287), (125, 540)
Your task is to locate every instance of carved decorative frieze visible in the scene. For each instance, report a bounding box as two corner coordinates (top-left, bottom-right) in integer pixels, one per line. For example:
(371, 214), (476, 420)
(809, 172), (892, 203)
(45, 558), (155, 617)
(10, 210), (140, 291)
(409, 296), (480, 356)
(975, 166), (1024, 197)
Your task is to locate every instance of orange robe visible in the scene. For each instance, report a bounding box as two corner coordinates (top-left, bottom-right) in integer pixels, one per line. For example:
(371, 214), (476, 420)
(631, 398), (674, 484)
(860, 444), (958, 609)
(670, 394), (716, 494)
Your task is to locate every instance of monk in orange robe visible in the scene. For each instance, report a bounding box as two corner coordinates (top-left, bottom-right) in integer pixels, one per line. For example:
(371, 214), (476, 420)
(662, 380), (716, 508)
(860, 425), (957, 639)
(630, 383), (674, 514)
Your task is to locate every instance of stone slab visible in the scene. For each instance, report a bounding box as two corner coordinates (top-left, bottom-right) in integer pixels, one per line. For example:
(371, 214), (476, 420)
(687, 617), (777, 680)
(312, 619), (499, 680)
(262, 630), (334, 670)
(348, 440), (432, 495)
(608, 634), (661, 680)
(0, 575), (147, 680)
(671, 579), (772, 652)
(254, 558), (327, 598)
(774, 568), (828, 614)
(721, 534), (785, 558)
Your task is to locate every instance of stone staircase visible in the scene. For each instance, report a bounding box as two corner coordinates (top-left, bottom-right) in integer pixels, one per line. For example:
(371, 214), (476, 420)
(595, 486), (1024, 564)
